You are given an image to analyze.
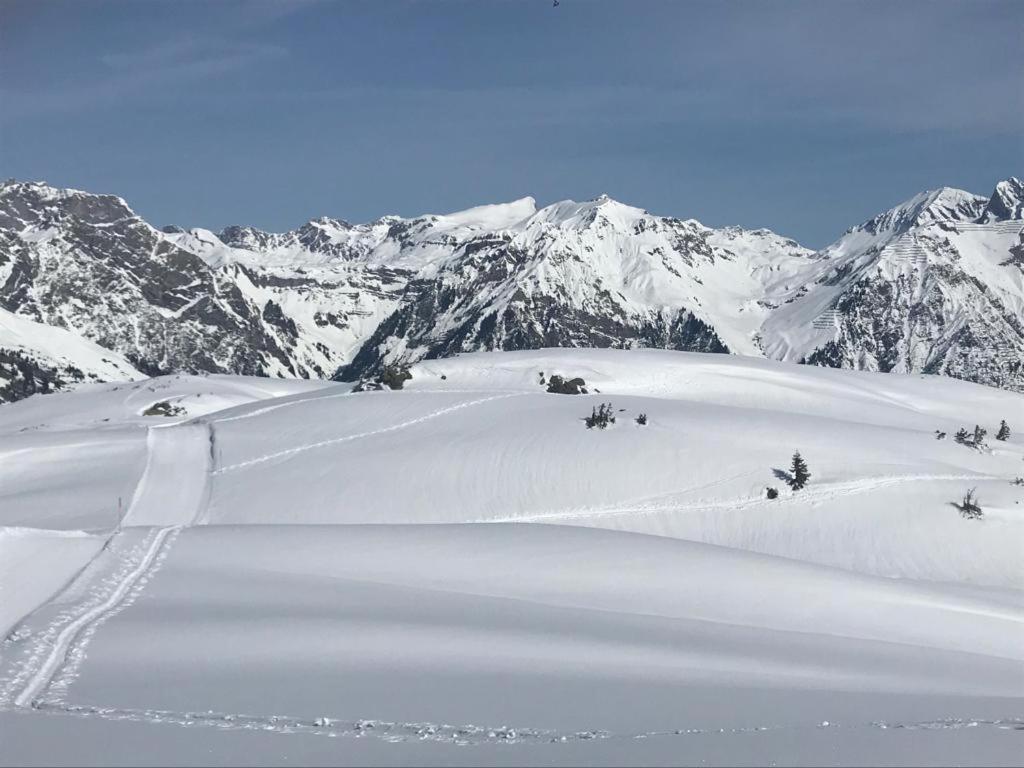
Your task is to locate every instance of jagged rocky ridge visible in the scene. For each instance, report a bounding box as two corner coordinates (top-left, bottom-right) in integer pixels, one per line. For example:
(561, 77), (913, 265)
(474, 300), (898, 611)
(0, 177), (1021, 401)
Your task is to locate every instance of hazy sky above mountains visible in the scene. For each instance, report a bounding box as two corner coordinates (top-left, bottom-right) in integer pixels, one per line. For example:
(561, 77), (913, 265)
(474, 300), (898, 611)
(1, 0), (1021, 246)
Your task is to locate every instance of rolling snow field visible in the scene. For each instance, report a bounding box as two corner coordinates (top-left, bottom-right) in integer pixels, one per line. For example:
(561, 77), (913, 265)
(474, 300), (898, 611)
(1, 349), (1022, 766)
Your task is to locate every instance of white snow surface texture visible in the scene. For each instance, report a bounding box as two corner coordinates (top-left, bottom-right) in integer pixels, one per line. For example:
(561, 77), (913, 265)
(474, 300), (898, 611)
(1, 349), (1023, 766)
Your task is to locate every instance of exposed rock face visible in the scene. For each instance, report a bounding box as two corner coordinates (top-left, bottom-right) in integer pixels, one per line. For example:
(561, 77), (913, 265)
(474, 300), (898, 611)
(761, 182), (1024, 391)
(1, 177), (1021, 399)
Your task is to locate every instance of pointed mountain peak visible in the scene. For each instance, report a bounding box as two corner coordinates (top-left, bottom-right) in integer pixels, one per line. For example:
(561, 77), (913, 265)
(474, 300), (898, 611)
(858, 186), (987, 236)
(980, 177), (1024, 222)
(218, 224), (275, 250)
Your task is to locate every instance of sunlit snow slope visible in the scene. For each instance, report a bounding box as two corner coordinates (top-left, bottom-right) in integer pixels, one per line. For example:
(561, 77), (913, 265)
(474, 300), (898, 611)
(1, 349), (1022, 766)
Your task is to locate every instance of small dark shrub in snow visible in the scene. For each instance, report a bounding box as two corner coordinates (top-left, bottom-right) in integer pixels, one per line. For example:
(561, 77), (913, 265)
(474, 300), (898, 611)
(766, 486), (779, 499)
(354, 365), (412, 391)
(954, 425), (987, 449)
(1011, 477), (1024, 486)
(547, 374), (588, 395)
(934, 430), (946, 440)
(996, 420), (1010, 441)
(584, 403), (616, 429)
(143, 400), (185, 417)
(954, 488), (983, 520)
(786, 451), (810, 491)
(635, 413), (647, 425)
(380, 365), (412, 390)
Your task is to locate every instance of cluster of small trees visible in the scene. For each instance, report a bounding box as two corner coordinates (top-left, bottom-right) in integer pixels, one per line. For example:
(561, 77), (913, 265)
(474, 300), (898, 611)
(954, 425), (987, 449)
(581, 403), (648, 428)
(584, 403), (617, 429)
(948, 420), (1011, 449)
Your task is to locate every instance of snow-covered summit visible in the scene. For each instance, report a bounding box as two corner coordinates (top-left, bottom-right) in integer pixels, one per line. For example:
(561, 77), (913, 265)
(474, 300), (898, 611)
(980, 176), (1024, 222)
(1, 178), (1021, 399)
(857, 186), (988, 236)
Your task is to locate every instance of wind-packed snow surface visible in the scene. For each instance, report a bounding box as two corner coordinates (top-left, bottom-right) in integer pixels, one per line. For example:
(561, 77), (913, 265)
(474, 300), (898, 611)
(1, 349), (1022, 766)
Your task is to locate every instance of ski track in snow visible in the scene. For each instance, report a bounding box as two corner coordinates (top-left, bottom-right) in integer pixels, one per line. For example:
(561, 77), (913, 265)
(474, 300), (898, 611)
(212, 392), (530, 475)
(1, 416), (209, 708)
(211, 387), (523, 425)
(3, 526), (180, 709)
(4, 379), (1021, 751)
(480, 472), (998, 523)
(17, 701), (1024, 748)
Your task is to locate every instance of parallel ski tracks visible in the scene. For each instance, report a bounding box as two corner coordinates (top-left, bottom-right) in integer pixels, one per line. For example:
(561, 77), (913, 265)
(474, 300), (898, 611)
(2, 389), (529, 710)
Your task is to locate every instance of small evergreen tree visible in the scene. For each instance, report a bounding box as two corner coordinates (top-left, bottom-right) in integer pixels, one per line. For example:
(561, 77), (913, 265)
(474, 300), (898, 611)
(934, 430), (946, 440)
(996, 420), (1010, 441)
(954, 428), (971, 445)
(766, 486), (779, 499)
(787, 451), (810, 491)
(972, 424), (987, 449)
(635, 413), (647, 425)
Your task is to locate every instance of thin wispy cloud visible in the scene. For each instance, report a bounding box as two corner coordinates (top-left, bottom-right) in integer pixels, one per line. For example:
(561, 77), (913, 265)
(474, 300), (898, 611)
(2, 35), (287, 120)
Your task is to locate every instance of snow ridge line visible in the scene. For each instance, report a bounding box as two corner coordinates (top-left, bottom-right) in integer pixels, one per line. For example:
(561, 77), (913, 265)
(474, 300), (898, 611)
(212, 392), (529, 475)
(481, 472), (993, 523)
(10, 526), (179, 709)
(25, 702), (1024, 747)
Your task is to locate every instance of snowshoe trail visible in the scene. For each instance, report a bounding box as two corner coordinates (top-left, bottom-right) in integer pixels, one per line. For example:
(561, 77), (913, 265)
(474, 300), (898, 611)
(21, 701), (1024, 748)
(484, 472), (994, 523)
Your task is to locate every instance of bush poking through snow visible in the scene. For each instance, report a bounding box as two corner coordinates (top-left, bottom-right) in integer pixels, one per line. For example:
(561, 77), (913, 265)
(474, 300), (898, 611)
(584, 403), (616, 429)
(547, 374), (588, 395)
(1011, 477), (1024, 487)
(954, 425), (987, 449)
(635, 413), (647, 425)
(934, 430), (946, 440)
(354, 365), (412, 392)
(996, 420), (1010, 441)
(954, 488), (983, 520)
(787, 451), (811, 491)
(143, 400), (185, 417)
(766, 486), (779, 499)
(380, 365), (412, 390)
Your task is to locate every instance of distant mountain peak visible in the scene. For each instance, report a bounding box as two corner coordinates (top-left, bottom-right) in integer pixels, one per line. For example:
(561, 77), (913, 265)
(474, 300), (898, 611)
(858, 186), (987, 236)
(1, 178), (1020, 399)
(981, 177), (1024, 222)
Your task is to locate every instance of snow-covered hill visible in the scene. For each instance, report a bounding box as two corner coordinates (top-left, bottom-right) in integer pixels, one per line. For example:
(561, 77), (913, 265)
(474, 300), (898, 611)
(1, 349), (1022, 765)
(1, 178), (1021, 402)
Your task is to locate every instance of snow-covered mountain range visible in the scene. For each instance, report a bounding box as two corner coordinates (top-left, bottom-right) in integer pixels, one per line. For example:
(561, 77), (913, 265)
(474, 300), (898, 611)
(1, 177), (1021, 401)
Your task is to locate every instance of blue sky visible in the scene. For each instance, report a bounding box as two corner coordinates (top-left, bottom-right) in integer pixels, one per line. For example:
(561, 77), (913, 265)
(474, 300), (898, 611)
(1, 0), (1021, 247)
